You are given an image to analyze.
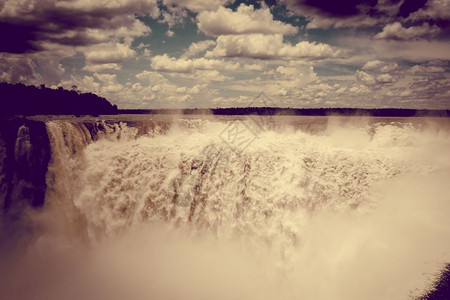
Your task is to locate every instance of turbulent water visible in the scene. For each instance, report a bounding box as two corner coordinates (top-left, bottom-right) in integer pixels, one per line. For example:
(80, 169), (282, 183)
(1, 115), (450, 300)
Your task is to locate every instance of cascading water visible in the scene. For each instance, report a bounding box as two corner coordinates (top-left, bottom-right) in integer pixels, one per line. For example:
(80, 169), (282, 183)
(0, 115), (449, 300)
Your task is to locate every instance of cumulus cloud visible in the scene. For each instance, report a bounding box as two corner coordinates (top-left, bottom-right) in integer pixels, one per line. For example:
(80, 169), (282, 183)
(407, 64), (446, 75)
(0, 0), (448, 110)
(83, 63), (121, 73)
(182, 40), (217, 58)
(208, 34), (340, 60)
(375, 73), (395, 83)
(243, 63), (265, 71)
(53, 0), (159, 16)
(336, 35), (450, 61)
(84, 43), (136, 65)
(362, 60), (399, 73)
(159, 6), (188, 27)
(136, 70), (171, 85)
(356, 70), (376, 85)
(151, 54), (239, 73)
(0, 50), (68, 85)
(374, 22), (441, 40)
(197, 4), (298, 36)
(157, 0), (230, 27)
(0, 54), (40, 83)
(191, 70), (232, 82)
(223, 61), (318, 98)
(304, 14), (378, 29)
(91, 72), (124, 93)
(163, 0), (225, 13)
(166, 30), (175, 37)
(59, 75), (101, 93)
(176, 84), (206, 94)
(356, 70), (396, 85)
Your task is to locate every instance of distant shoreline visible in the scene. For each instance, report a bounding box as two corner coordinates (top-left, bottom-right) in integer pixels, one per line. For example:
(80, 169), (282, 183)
(118, 108), (450, 117)
(2, 82), (449, 118)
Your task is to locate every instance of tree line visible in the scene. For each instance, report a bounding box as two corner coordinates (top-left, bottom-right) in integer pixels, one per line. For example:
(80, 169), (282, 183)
(0, 82), (118, 116)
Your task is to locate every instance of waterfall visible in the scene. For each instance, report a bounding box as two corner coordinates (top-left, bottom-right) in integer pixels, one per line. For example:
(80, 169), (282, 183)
(1, 116), (449, 300)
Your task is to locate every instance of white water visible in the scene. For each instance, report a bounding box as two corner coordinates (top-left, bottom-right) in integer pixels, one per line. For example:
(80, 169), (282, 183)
(1, 116), (450, 300)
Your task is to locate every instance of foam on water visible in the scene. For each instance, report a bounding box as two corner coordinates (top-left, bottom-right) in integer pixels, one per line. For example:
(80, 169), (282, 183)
(1, 116), (449, 300)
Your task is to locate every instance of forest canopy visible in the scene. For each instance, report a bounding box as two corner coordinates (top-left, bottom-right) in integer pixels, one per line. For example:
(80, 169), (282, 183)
(0, 82), (117, 116)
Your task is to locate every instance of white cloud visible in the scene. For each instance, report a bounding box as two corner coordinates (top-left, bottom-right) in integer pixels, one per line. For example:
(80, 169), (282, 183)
(336, 36), (450, 61)
(94, 73), (117, 84)
(0, 50), (68, 85)
(151, 54), (239, 73)
(375, 73), (395, 83)
(193, 70), (232, 82)
(81, 42), (136, 72)
(0, 54), (40, 84)
(374, 22), (441, 40)
(176, 84), (206, 94)
(136, 70), (170, 85)
(356, 70), (396, 85)
(226, 61), (318, 97)
(163, 0), (225, 13)
(197, 4), (298, 36)
(53, 0), (159, 17)
(83, 63), (121, 73)
(78, 18), (151, 45)
(159, 7), (188, 27)
(407, 64), (446, 75)
(59, 75), (101, 93)
(356, 70), (376, 85)
(166, 30), (175, 37)
(208, 34), (340, 60)
(92, 73), (124, 93)
(243, 63), (265, 71)
(182, 40), (217, 58)
(306, 14), (378, 29)
(362, 60), (399, 73)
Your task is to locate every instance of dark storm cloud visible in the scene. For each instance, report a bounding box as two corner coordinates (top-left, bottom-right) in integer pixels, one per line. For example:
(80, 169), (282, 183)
(0, 8), (100, 53)
(0, 22), (40, 53)
(0, 0), (157, 85)
(299, 0), (378, 17)
(0, 0), (157, 53)
(397, 0), (428, 18)
(0, 10), (109, 53)
(282, 0), (449, 32)
(286, 0), (428, 18)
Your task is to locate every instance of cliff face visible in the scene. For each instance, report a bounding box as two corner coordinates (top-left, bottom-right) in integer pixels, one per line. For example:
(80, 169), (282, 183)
(0, 82), (118, 116)
(0, 118), (51, 244)
(0, 119), (51, 211)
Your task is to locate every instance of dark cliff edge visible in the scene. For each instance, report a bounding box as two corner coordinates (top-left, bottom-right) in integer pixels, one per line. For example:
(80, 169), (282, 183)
(0, 82), (118, 116)
(0, 118), (51, 244)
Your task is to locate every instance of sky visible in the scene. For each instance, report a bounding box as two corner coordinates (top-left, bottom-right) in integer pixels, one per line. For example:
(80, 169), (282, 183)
(0, 0), (449, 109)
